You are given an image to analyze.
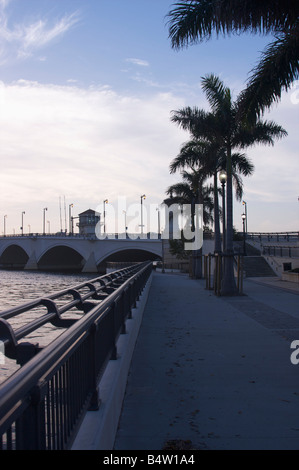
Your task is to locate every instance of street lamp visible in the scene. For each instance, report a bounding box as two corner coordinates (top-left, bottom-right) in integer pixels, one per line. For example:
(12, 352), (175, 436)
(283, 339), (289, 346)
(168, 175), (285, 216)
(242, 213), (246, 256)
(103, 199), (108, 234)
(140, 194), (146, 235)
(242, 200), (247, 235)
(69, 204), (73, 235)
(123, 210), (127, 236)
(219, 170), (227, 252)
(156, 207), (161, 239)
(3, 215), (7, 237)
(43, 208), (48, 235)
(21, 211), (25, 236)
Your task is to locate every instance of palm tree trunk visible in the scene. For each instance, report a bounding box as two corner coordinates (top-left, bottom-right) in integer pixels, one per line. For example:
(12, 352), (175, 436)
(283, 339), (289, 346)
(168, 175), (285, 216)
(221, 145), (238, 295)
(213, 172), (221, 253)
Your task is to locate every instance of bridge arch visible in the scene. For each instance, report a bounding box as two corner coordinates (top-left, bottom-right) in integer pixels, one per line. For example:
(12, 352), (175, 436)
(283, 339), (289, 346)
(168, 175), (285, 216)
(37, 245), (85, 272)
(0, 244), (29, 269)
(96, 247), (161, 272)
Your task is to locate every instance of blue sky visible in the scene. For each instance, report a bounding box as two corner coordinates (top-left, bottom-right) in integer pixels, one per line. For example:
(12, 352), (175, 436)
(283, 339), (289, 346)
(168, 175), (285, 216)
(0, 0), (298, 235)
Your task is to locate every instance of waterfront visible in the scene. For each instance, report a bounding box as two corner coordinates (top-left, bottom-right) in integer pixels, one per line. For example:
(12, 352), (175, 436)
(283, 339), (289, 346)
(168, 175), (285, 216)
(0, 269), (95, 384)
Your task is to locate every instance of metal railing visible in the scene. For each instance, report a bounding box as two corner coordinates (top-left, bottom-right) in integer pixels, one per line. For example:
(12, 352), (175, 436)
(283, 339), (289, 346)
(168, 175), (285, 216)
(0, 232), (162, 241)
(247, 232), (299, 242)
(204, 253), (244, 296)
(0, 261), (152, 450)
(262, 245), (299, 258)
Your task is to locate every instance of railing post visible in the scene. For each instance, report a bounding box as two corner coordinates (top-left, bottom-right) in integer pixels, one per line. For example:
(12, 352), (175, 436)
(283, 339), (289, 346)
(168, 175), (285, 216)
(88, 323), (100, 411)
(16, 384), (46, 450)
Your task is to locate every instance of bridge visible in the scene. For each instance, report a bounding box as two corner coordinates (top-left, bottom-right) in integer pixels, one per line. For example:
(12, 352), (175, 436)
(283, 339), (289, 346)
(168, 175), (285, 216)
(0, 230), (298, 450)
(0, 233), (162, 273)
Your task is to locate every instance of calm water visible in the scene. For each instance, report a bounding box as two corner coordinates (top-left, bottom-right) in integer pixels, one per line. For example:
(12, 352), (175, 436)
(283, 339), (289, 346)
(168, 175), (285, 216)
(0, 269), (95, 384)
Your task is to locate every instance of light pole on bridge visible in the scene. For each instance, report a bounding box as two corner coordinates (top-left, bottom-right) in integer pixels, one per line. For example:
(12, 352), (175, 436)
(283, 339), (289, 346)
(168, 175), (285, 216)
(69, 204), (73, 235)
(43, 208), (48, 235)
(3, 215), (7, 237)
(21, 211), (25, 236)
(103, 199), (108, 234)
(123, 210), (127, 236)
(140, 194), (146, 235)
(156, 206), (161, 239)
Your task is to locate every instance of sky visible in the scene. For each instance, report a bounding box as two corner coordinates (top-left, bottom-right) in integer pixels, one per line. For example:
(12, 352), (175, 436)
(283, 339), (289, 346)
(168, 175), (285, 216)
(0, 0), (298, 235)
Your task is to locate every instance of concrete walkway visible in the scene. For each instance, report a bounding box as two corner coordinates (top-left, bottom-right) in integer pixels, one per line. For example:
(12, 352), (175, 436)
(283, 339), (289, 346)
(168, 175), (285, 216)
(114, 272), (299, 450)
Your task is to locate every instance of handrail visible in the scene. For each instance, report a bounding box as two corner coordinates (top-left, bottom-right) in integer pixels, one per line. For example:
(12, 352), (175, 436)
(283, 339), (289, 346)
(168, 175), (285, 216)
(0, 261), (153, 450)
(247, 232), (299, 242)
(0, 264), (140, 359)
(262, 245), (299, 258)
(0, 232), (162, 240)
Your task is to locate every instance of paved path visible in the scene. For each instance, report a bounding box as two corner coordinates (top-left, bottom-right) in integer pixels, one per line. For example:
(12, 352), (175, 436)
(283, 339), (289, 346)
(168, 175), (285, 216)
(114, 272), (299, 450)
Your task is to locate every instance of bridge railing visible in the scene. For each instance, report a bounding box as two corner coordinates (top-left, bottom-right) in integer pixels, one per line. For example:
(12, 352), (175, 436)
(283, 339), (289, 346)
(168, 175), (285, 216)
(262, 245), (299, 258)
(0, 261), (153, 450)
(0, 232), (162, 240)
(247, 232), (299, 242)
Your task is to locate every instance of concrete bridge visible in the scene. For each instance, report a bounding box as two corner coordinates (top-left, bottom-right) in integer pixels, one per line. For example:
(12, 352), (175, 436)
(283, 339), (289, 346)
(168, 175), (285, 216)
(0, 234), (162, 273)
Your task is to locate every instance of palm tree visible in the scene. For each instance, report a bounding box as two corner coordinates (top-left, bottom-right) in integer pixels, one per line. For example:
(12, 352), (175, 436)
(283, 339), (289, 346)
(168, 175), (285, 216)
(202, 74), (287, 294)
(170, 115), (255, 255)
(171, 74), (286, 295)
(167, 0), (299, 121)
(169, 138), (223, 254)
(164, 170), (214, 278)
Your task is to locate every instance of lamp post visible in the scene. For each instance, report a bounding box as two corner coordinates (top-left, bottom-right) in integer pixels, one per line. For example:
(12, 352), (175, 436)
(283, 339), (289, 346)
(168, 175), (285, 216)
(156, 207), (161, 239)
(219, 170), (227, 252)
(3, 215), (7, 237)
(69, 204), (73, 235)
(103, 199), (108, 234)
(140, 194), (146, 235)
(242, 213), (246, 256)
(242, 200), (247, 235)
(123, 210), (127, 237)
(21, 211), (25, 236)
(43, 208), (48, 235)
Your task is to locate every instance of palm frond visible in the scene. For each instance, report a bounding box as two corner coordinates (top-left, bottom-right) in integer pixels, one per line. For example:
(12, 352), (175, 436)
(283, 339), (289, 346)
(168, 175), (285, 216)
(167, 0), (299, 49)
(234, 119), (288, 147)
(231, 152), (254, 176)
(232, 172), (244, 201)
(201, 74), (231, 115)
(238, 23), (299, 120)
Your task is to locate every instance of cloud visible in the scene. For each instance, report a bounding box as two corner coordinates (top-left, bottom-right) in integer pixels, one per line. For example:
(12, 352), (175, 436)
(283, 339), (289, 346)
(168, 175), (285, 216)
(0, 78), (297, 234)
(125, 58), (150, 67)
(0, 80), (186, 233)
(0, 1), (79, 63)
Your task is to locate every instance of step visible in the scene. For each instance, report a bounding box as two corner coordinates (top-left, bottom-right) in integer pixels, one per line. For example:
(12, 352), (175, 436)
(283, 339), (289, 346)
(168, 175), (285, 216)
(242, 256), (276, 278)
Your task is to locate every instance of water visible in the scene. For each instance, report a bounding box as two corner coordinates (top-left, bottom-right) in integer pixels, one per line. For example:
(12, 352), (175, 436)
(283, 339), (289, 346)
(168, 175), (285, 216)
(0, 269), (95, 384)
